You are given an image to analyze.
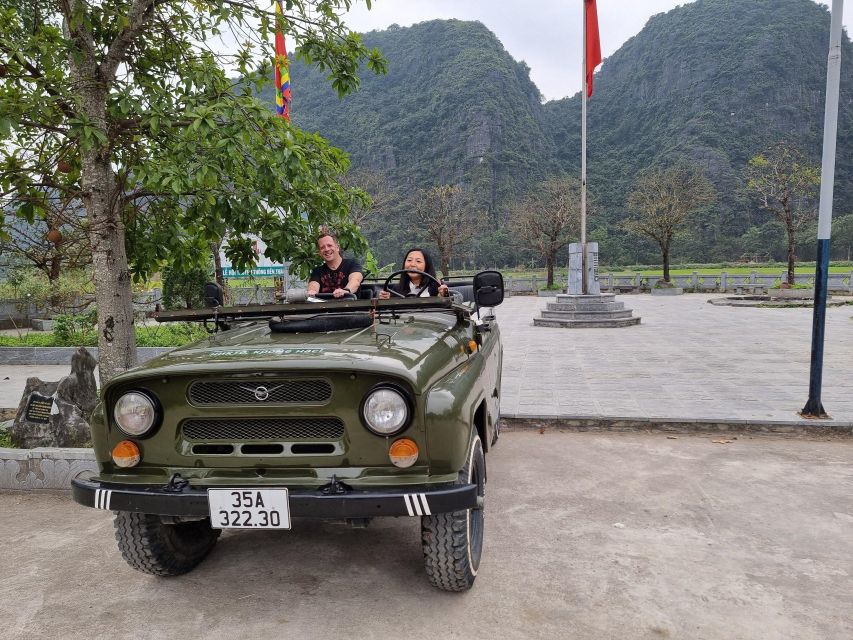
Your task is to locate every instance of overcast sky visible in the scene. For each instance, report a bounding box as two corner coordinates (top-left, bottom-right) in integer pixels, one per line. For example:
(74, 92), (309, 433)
(343, 1), (850, 102)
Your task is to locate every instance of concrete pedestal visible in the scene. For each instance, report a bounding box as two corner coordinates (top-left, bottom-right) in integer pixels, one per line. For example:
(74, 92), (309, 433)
(651, 287), (684, 296)
(534, 293), (641, 328)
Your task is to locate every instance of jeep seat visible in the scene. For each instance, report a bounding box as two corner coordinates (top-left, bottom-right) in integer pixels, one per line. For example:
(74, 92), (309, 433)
(449, 285), (475, 303)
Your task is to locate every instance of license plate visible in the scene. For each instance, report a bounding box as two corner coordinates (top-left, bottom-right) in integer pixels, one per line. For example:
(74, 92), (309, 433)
(207, 489), (291, 529)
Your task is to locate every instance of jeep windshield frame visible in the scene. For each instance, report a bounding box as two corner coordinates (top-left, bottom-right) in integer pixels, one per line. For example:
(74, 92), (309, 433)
(154, 296), (469, 326)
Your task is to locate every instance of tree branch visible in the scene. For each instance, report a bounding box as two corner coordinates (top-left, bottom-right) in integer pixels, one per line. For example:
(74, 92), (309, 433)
(99, 0), (165, 82)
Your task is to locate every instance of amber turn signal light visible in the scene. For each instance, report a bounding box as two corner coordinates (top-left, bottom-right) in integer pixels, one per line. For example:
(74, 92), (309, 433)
(388, 438), (418, 468)
(112, 440), (141, 468)
(468, 340), (478, 353)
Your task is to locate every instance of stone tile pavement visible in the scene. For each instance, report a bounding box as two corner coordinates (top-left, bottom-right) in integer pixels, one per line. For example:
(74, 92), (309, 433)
(499, 293), (853, 425)
(2, 294), (852, 426)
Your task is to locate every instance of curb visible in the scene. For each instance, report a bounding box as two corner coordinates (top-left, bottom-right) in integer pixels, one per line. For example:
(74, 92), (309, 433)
(0, 447), (97, 490)
(500, 416), (853, 436)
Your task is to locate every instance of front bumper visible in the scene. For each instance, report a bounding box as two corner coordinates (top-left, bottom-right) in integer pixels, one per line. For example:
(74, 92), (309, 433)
(71, 477), (477, 518)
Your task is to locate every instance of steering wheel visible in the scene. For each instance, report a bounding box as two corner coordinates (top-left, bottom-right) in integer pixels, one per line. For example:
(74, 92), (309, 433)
(382, 269), (443, 298)
(309, 292), (357, 301)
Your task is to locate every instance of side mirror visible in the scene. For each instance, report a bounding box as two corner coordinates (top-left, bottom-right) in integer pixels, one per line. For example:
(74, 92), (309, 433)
(204, 282), (224, 308)
(473, 271), (504, 307)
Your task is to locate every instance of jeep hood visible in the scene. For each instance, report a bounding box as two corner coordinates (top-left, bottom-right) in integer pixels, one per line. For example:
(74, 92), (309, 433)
(115, 313), (470, 391)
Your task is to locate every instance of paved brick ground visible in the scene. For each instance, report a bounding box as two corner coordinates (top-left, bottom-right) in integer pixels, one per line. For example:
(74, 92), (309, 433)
(498, 293), (853, 424)
(2, 294), (852, 425)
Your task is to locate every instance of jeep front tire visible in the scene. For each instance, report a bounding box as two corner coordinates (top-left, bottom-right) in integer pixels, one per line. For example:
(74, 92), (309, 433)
(113, 512), (220, 576)
(421, 433), (485, 591)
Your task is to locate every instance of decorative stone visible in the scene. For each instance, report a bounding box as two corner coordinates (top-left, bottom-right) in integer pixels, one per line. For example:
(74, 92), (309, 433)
(9, 347), (98, 448)
(30, 318), (54, 331)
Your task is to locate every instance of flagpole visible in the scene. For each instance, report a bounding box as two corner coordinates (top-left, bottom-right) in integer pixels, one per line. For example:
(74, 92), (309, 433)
(581, 0), (588, 295)
(802, 0), (844, 418)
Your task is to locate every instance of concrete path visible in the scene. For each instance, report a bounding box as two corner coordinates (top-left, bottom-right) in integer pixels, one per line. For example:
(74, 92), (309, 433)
(2, 431), (852, 640)
(2, 294), (852, 425)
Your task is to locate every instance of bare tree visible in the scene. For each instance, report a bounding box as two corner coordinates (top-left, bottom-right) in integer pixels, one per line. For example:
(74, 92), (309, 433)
(414, 185), (476, 277)
(511, 177), (581, 287)
(625, 165), (716, 283)
(0, 197), (90, 281)
(341, 168), (397, 230)
(834, 214), (853, 261)
(746, 143), (820, 285)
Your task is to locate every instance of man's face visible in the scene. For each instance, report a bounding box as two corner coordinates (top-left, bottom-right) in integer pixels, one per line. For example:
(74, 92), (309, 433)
(317, 235), (340, 263)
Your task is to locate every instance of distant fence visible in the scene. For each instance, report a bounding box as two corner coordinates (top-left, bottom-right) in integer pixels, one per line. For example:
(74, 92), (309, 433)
(503, 271), (853, 296)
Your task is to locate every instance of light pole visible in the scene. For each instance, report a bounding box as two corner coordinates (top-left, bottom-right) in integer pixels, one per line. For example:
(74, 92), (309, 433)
(802, 0), (844, 418)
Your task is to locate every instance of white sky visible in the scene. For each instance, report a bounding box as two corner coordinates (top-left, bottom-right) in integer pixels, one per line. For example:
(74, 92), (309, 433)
(343, 1), (850, 101)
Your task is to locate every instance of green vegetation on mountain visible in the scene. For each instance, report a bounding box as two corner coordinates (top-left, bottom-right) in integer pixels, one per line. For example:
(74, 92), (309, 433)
(547, 0), (853, 265)
(277, 0), (852, 269)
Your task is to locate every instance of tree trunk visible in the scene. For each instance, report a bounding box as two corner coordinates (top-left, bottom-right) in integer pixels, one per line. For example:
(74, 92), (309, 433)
(70, 21), (138, 386)
(85, 158), (138, 385)
(786, 227), (796, 286)
(546, 252), (555, 287)
(47, 250), (62, 313)
(661, 243), (671, 282)
(48, 253), (61, 282)
(78, 78), (137, 385)
(212, 241), (224, 288)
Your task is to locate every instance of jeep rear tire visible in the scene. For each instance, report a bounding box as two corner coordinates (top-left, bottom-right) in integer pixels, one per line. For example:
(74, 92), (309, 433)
(113, 512), (220, 576)
(421, 433), (485, 591)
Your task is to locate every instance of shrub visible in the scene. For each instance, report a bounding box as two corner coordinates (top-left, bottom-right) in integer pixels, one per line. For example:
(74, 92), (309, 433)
(0, 333), (59, 347)
(161, 265), (212, 310)
(53, 311), (98, 346)
(135, 322), (208, 347)
(0, 427), (13, 449)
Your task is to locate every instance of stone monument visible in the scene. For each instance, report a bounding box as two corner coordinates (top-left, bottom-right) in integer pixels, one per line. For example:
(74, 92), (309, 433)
(10, 347), (98, 448)
(535, 242), (641, 328)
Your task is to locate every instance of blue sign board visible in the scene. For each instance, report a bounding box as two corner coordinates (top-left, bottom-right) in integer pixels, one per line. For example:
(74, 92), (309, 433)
(222, 266), (286, 279)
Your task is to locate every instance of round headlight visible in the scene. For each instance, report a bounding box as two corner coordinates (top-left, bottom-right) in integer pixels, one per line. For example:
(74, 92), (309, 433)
(361, 387), (410, 435)
(113, 391), (158, 437)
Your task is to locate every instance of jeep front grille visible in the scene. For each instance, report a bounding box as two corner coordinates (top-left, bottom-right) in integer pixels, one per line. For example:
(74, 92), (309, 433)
(188, 379), (331, 405)
(181, 417), (344, 441)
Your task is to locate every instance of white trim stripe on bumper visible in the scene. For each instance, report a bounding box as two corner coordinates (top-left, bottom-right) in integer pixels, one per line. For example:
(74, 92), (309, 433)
(403, 493), (432, 516)
(95, 489), (112, 510)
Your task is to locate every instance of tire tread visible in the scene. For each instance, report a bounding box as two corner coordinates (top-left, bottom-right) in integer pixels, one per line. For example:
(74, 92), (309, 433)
(113, 512), (219, 576)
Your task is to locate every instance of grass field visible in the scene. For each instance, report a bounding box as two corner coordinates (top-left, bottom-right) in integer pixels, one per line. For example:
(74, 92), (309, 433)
(605, 266), (852, 276)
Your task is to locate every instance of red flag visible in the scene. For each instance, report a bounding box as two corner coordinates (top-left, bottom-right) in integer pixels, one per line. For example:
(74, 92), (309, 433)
(585, 0), (602, 97)
(274, 1), (292, 120)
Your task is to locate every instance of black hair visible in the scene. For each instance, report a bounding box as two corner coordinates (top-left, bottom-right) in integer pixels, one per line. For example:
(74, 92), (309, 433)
(397, 247), (440, 295)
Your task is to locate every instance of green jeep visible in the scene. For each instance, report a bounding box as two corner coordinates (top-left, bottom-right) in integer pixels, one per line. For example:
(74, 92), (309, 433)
(72, 270), (504, 591)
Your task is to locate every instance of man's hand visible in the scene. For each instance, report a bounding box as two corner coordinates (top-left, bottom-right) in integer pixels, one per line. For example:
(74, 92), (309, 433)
(332, 288), (350, 298)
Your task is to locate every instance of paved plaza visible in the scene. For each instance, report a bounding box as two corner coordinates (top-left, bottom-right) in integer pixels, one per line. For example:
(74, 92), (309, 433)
(2, 431), (851, 639)
(2, 294), (852, 426)
(500, 294), (853, 425)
